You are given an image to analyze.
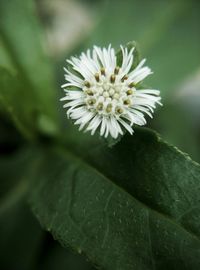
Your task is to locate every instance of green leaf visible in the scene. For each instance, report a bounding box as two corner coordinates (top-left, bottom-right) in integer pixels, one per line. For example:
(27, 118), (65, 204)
(0, 37), (15, 71)
(0, 0), (59, 135)
(29, 128), (200, 270)
(0, 67), (37, 140)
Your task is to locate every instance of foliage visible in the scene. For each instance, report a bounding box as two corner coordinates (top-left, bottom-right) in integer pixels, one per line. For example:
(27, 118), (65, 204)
(0, 0), (200, 269)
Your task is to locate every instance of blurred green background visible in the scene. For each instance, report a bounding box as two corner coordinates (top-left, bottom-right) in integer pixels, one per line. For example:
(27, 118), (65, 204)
(0, 0), (200, 269)
(37, 0), (200, 162)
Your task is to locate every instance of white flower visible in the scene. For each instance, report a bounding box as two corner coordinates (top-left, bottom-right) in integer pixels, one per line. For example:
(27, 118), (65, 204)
(61, 45), (161, 139)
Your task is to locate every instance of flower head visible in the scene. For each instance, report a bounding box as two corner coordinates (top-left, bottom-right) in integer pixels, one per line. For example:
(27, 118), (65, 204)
(61, 45), (161, 139)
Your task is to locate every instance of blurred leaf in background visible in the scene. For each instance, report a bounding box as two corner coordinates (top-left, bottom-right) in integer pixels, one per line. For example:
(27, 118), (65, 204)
(81, 0), (200, 98)
(81, 0), (200, 161)
(43, 0), (200, 160)
(0, 0), (59, 138)
(36, 0), (97, 58)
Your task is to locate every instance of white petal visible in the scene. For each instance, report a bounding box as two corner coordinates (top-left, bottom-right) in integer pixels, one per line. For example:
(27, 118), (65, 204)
(120, 45), (134, 76)
(126, 110), (146, 126)
(100, 116), (107, 136)
(118, 118), (134, 135)
(70, 107), (88, 119)
(63, 99), (84, 108)
(134, 59), (146, 71)
(136, 89), (160, 95)
(110, 117), (123, 138)
(76, 112), (95, 130)
(86, 115), (102, 135)
(104, 118), (111, 138)
(94, 46), (106, 68)
(133, 105), (153, 118)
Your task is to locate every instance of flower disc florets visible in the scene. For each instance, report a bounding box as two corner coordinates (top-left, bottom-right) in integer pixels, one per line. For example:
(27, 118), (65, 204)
(61, 45), (161, 139)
